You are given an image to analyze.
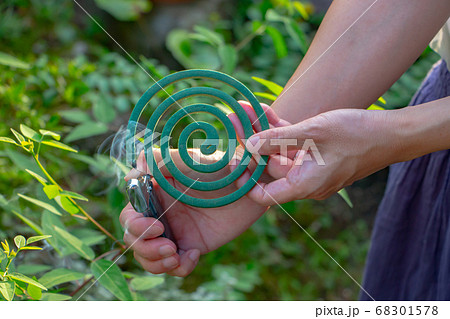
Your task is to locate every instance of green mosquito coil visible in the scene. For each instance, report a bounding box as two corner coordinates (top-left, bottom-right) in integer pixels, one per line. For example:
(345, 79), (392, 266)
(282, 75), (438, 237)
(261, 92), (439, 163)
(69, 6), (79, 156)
(127, 69), (269, 208)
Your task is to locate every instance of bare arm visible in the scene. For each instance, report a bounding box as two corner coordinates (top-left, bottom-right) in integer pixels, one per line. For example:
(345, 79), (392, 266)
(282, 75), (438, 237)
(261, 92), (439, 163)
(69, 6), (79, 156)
(393, 96), (450, 162)
(273, 0), (450, 122)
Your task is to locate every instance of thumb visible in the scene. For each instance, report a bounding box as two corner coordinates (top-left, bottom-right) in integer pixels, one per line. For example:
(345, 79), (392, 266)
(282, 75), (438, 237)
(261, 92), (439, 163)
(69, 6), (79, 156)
(245, 124), (304, 155)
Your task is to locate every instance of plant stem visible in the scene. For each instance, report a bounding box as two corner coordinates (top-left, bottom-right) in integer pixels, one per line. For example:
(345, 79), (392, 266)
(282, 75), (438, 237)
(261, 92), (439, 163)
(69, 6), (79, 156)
(70, 275), (94, 298)
(31, 151), (124, 247)
(3, 257), (14, 277)
(33, 153), (59, 187)
(76, 205), (124, 247)
(3, 254), (17, 277)
(235, 24), (267, 51)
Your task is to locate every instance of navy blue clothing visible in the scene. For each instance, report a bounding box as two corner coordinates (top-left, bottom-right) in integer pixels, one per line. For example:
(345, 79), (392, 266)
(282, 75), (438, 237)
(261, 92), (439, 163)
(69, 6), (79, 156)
(360, 60), (450, 300)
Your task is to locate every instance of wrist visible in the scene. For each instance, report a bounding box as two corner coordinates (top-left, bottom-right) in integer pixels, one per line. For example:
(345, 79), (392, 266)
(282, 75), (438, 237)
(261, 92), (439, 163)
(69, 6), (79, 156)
(362, 109), (405, 167)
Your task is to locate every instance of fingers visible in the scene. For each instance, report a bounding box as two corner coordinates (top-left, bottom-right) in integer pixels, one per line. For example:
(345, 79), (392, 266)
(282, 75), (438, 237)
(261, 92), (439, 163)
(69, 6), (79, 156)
(120, 203), (164, 239)
(266, 154), (294, 179)
(246, 124), (304, 155)
(238, 100), (291, 128)
(120, 203), (201, 277)
(134, 248), (200, 277)
(246, 170), (308, 206)
(134, 250), (180, 275)
(167, 249), (200, 277)
(240, 101), (262, 132)
(130, 236), (200, 277)
(124, 234), (176, 260)
(235, 151), (312, 205)
(230, 101), (287, 143)
(228, 112), (246, 145)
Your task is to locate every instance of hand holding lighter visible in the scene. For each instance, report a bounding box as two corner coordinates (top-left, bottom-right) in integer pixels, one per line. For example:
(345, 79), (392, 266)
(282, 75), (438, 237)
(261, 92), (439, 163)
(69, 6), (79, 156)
(126, 174), (176, 245)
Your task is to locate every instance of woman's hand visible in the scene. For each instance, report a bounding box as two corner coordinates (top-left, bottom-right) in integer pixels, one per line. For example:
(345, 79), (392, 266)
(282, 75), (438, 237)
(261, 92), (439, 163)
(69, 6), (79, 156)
(120, 147), (269, 277)
(237, 108), (405, 205)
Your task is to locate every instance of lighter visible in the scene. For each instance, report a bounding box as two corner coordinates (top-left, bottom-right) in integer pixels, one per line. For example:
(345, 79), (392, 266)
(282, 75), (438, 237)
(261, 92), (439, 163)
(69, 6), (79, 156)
(125, 174), (176, 245)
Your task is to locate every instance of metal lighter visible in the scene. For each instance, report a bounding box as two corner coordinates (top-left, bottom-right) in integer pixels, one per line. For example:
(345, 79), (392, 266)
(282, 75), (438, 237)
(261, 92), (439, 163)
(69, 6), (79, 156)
(125, 174), (176, 244)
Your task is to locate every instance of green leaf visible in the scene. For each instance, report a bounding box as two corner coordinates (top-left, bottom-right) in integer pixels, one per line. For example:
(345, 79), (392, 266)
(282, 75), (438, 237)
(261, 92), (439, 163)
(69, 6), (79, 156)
(39, 268), (85, 288)
(2, 239), (10, 253)
(193, 25), (224, 46)
(40, 212), (63, 254)
(18, 194), (62, 216)
(27, 283), (42, 300)
(130, 276), (164, 291)
(285, 19), (309, 53)
(93, 97), (116, 123)
(0, 281), (15, 301)
(25, 169), (48, 184)
(39, 129), (61, 141)
(65, 122), (108, 143)
(59, 110), (91, 123)
(4, 148), (39, 171)
(0, 137), (18, 145)
(8, 273), (47, 290)
(265, 26), (288, 58)
(10, 128), (25, 143)
(14, 235), (26, 249)
(16, 264), (52, 275)
(218, 44), (238, 74)
(41, 140), (77, 153)
(115, 95), (130, 112)
(27, 235), (52, 245)
(255, 92), (278, 101)
(91, 259), (133, 301)
(43, 185), (60, 200)
(11, 210), (44, 235)
(55, 196), (79, 215)
(40, 293), (72, 301)
(252, 77), (283, 96)
(94, 0), (151, 21)
(166, 30), (194, 68)
(72, 228), (106, 247)
(53, 226), (95, 260)
(60, 191), (88, 201)
(338, 189), (353, 208)
(1, 240), (9, 254)
(293, 1), (309, 20)
(20, 124), (41, 142)
(18, 247), (42, 251)
(265, 9), (285, 22)
(0, 51), (30, 69)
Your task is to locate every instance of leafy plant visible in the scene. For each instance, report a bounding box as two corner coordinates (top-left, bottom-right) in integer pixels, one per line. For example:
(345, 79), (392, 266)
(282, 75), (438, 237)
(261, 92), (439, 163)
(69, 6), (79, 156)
(166, 0), (314, 77)
(0, 235), (51, 301)
(0, 125), (165, 300)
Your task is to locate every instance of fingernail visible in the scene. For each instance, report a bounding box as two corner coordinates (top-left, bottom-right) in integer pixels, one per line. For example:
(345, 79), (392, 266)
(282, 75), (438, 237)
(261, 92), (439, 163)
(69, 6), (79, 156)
(162, 256), (178, 269)
(188, 249), (200, 262)
(159, 245), (175, 258)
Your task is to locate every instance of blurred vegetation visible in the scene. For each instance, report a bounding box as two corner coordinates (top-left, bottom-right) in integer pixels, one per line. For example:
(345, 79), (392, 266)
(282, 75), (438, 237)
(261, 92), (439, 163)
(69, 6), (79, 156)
(0, 0), (440, 301)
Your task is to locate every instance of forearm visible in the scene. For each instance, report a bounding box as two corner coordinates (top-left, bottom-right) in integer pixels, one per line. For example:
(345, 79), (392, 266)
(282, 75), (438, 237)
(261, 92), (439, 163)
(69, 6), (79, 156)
(273, 0), (450, 123)
(391, 97), (450, 163)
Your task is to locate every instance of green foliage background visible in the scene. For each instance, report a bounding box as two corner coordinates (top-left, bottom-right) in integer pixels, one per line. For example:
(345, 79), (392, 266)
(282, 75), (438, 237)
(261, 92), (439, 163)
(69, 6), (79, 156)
(0, 0), (439, 301)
